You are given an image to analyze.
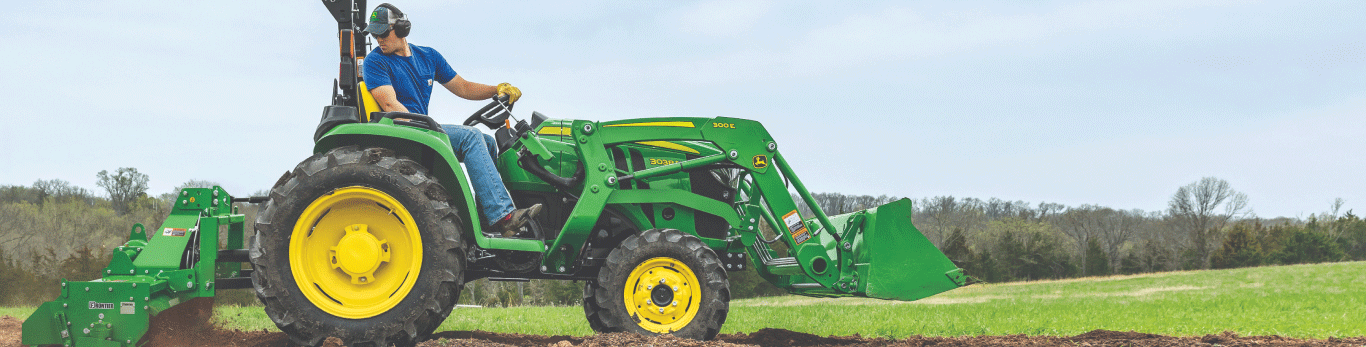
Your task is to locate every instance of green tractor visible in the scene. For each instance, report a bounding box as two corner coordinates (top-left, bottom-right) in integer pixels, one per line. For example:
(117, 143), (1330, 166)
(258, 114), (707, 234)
(22, 1), (967, 346)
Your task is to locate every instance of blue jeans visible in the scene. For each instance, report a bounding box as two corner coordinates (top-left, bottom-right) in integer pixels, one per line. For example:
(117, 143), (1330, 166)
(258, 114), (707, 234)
(441, 124), (515, 226)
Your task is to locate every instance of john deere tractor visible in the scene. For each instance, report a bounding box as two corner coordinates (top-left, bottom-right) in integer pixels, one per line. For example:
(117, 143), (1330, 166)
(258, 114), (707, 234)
(22, 1), (967, 346)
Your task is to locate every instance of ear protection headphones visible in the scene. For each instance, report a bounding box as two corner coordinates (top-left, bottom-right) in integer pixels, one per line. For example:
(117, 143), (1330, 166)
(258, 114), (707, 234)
(376, 3), (411, 38)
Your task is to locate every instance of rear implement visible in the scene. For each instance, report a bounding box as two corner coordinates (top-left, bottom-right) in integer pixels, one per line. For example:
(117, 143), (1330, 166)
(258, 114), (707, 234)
(22, 187), (255, 346)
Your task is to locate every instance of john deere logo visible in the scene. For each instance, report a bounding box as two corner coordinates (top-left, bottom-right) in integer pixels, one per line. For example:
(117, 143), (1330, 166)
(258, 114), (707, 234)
(371, 12), (379, 21)
(752, 155), (768, 169)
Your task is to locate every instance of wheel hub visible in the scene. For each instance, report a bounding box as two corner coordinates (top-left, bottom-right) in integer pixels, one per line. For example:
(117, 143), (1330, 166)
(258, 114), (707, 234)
(650, 282), (674, 307)
(624, 257), (700, 333)
(290, 186), (423, 319)
(330, 224), (390, 284)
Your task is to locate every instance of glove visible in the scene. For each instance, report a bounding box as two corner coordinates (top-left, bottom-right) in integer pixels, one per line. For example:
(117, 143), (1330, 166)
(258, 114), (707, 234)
(496, 83), (521, 104)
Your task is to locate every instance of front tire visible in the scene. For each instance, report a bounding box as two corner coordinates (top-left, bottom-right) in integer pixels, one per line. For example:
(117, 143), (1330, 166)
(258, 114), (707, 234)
(251, 146), (465, 347)
(583, 229), (730, 340)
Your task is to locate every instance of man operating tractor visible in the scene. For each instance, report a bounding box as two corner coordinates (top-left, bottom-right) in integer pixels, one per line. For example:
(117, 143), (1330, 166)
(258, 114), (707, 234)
(19, 2), (969, 345)
(362, 3), (541, 237)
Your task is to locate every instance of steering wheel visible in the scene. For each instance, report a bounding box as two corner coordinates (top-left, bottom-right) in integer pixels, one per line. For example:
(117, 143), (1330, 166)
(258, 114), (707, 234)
(463, 94), (514, 129)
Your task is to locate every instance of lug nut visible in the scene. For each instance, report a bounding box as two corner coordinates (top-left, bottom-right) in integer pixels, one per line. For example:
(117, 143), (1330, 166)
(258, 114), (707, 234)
(659, 308), (664, 313)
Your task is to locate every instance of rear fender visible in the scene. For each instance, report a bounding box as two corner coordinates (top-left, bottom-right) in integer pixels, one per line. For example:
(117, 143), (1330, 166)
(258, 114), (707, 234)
(315, 124), (480, 236)
(316, 124), (546, 252)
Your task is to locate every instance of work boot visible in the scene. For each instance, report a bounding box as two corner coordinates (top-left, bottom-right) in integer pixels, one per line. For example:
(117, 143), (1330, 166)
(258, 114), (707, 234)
(491, 204), (543, 238)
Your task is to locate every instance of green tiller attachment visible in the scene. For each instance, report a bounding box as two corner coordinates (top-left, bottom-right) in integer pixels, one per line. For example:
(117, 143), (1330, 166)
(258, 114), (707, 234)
(22, 187), (255, 347)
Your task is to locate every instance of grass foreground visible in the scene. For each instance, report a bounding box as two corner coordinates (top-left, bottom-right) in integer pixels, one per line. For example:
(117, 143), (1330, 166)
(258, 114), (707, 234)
(7, 261), (1365, 339)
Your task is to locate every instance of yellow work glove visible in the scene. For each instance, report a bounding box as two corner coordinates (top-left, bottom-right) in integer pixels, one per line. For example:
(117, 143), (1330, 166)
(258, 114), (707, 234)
(496, 83), (521, 104)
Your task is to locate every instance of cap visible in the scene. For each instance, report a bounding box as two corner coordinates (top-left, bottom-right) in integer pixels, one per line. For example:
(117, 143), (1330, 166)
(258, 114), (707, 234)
(364, 5), (400, 36)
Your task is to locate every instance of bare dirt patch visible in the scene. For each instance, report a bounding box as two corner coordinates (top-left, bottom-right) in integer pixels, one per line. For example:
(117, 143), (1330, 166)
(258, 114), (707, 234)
(5, 316), (1364, 347)
(1, 316), (21, 347)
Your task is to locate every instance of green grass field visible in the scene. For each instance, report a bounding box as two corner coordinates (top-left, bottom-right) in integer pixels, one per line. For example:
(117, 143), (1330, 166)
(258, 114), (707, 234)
(7, 261), (1365, 338)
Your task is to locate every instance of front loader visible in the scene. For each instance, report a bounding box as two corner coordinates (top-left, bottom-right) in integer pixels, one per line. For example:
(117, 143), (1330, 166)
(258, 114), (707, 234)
(23, 0), (967, 345)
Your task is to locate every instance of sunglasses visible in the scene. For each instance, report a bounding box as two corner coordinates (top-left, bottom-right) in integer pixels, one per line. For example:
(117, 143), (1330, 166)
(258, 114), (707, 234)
(371, 30), (392, 39)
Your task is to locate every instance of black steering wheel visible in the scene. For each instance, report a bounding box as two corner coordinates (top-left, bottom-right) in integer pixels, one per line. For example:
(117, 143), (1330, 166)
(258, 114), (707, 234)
(463, 94), (514, 129)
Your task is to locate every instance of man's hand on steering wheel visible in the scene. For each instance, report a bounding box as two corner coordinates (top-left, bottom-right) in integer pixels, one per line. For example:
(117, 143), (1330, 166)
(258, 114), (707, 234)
(496, 83), (521, 104)
(464, 92), (515, 129)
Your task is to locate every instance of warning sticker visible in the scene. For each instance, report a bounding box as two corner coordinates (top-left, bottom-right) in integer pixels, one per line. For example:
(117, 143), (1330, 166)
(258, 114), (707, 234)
(782, 210), (811, 245)
(162, 228), (187, 237)
(121, 302), (135, 315)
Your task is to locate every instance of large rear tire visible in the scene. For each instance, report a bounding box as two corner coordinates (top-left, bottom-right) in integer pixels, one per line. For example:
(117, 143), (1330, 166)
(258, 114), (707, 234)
(251, 146), (465, 347)
(583, 229), (730, 340)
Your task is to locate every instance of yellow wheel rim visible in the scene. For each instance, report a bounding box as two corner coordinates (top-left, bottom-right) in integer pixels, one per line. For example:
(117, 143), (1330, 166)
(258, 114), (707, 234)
(623, 257), (702, 333)
(290, 186), (423, 319)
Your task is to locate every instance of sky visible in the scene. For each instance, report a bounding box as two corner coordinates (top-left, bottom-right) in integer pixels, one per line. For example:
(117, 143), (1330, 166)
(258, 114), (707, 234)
(0, 1), (1362, 219)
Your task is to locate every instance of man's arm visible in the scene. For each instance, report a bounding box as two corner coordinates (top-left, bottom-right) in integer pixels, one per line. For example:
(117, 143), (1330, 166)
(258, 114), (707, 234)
(441, 75), (499, 101)
(370, 85), (410, 112)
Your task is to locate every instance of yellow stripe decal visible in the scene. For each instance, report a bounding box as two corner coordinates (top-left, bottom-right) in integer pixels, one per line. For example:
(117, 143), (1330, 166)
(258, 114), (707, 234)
(537, 126), (571, 136)
(604, 121), (696, 128)
(635, 141), (701, 154)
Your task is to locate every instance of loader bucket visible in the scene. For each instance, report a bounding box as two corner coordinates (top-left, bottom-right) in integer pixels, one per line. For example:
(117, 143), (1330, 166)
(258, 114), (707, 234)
(846, 198), (966, 301)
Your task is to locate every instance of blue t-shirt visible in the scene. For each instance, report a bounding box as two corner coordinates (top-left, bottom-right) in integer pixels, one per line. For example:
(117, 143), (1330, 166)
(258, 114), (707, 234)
(363, 44), (458, 115)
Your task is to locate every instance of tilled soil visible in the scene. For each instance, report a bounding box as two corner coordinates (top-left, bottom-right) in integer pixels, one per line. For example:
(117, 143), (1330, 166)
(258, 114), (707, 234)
(3, 315), (1363, 347)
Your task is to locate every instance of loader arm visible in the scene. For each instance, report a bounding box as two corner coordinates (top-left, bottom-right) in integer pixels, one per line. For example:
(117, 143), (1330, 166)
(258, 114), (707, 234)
(529, 117), (967, 299)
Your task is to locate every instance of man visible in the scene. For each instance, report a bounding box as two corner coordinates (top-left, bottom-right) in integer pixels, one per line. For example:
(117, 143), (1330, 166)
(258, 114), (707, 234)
(362, 3), (540, 237)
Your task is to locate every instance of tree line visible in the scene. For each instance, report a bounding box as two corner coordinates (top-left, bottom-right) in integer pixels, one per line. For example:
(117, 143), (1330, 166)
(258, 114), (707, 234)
(901, 178), (1363, 282)
(1, 171), (1361, 307)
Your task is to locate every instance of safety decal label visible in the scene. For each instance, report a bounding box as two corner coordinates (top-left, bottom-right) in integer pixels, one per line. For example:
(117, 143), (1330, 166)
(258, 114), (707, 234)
(121, 302), (135, 315)
(163, 228), (187, 237)
(89, 301), (114, 310)
(782, 210), (811, 245)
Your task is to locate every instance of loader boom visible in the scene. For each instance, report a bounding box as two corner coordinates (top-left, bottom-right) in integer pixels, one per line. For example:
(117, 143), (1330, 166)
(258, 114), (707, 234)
(527, 117), (966, 298)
